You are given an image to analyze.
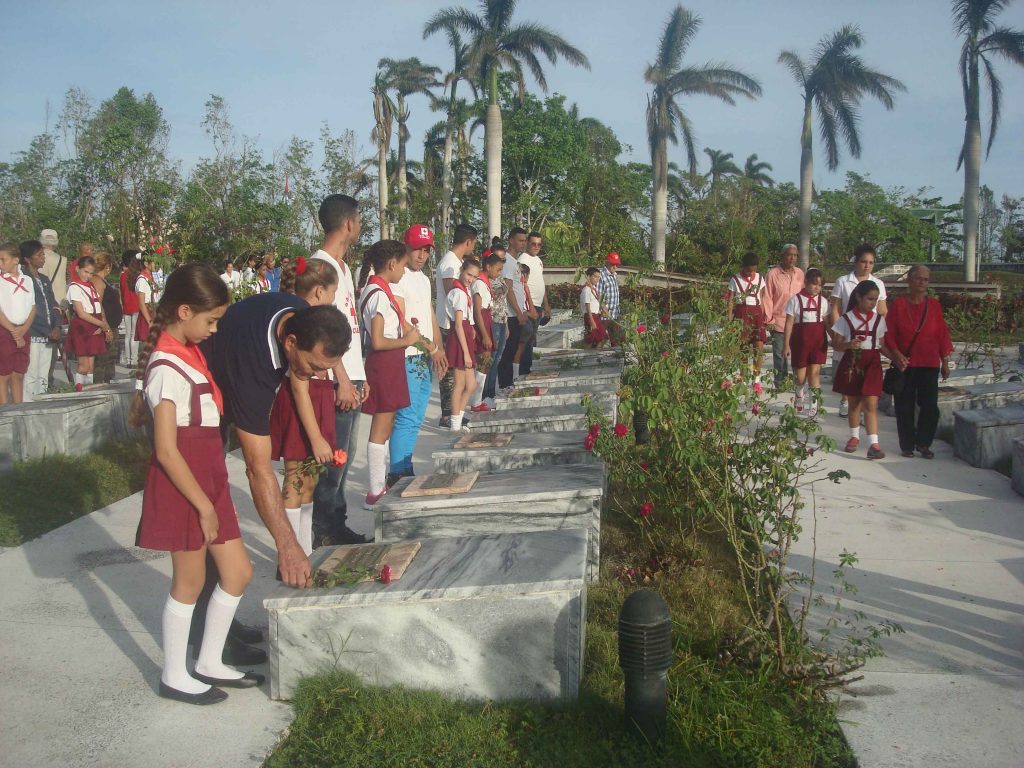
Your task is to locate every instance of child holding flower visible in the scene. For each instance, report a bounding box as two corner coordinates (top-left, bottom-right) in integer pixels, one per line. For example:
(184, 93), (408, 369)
(727, 251), (767, 383)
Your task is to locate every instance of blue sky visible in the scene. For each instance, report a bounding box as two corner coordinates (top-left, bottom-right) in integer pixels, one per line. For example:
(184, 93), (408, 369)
(2, 0), (1022, 204)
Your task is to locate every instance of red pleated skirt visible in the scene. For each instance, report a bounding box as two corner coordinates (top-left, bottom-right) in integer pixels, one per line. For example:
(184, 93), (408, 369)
(0, 328), (30, 375)
(584, 314), (607, 347)
(445, 319), (477, 369)
(136, 426), (241, 551)
(363, 347), (411, 414)
(67, 314), (107, 356)
(833, 349), (883, 397)
(734, 304), (766, 344)
(135, 314), (150, 342)
(270, 377), (338, 461)
(790, 321), (827, 369)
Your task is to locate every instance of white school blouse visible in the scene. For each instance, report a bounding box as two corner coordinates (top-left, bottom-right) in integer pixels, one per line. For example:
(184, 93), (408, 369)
(144, 350), (222, 427)
(67, 281), (103, 314)
(446, 287), (475, 326)
(470, 278), (492, 311)
(359, 283), (402, 340)
(831, 311), (887, 352)
(729, 273), (765, 306)
(785, 293), (828, 324)
(0, 267), (35, 324)
(580, 284), (600, 315)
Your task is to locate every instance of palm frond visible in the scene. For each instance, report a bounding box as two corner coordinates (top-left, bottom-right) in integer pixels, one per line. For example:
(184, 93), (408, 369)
(815, 97), (841, 171)
(655, 5), (701, 73)
(503, 23), (591, 69)
(980, 27), (1024, 65)
(778, 50), (808, 87)
(423, 7), (486, 40)
(980, 53), (1003, 155)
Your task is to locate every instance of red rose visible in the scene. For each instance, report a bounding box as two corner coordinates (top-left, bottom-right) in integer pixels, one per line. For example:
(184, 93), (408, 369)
(614, 423), (628, 437)
(380, 564), (392, 585)
(720, 379), (733, 390)
(661, 351), (670, 358)
(751, 403), (761, 415)
(583, 433), (597, 451)
(589, 423), (601, 436)
(636, 324), (647, 334)
(639, 460), (650, 470)
(639, 503), (652, 518)
(534, 387), (542, 396)
(411, 317), (419, 325)
(332, 449), (348, 467)
(660, 314), (670, 325)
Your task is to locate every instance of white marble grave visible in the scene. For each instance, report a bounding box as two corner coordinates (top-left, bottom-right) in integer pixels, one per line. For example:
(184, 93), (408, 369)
(936, 382), (1024, 433)
(1012, 437), (1024, 497)
(263, 528), (588, 701)
(514, 369), (622, 391)
(432, 430), (601, 475)
(535, 321), (584, 349)
(374, 463), (606, 580)
(494, 383), (618, 416)
(467, 403), (592, 434)
(953, 406), (1024, 469)
(0, 396), (119, 462)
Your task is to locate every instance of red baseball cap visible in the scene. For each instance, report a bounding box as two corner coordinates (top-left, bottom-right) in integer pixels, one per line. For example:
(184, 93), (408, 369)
(606, 252), (621, 265)
(404, 224), (434, 250)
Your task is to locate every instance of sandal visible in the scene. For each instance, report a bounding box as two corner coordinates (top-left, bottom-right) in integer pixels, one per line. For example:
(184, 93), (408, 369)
(917, 447), (935, 459)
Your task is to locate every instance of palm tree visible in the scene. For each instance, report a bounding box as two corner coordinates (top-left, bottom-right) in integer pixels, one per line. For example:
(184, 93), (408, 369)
(779, 26), (905, 270)
(953, 0), (1024, 282)
(645, 5), (761, 267)
(743, 153), (774, 187)
(377, 57), (442, 218)
(371, 74), (395, 239)
(704, 147), (741, 203)
(424, 0), (590, 240)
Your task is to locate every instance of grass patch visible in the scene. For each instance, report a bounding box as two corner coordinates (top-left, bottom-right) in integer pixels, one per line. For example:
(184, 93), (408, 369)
(0, 440), (151, 546)
(265, 492), (855, 768)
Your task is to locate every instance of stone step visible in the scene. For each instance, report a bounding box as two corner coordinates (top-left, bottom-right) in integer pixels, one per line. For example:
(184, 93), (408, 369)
(954, 406), (1024, 469)
(1012, 437), (1024, 497)
(373, 463), (606, 581)
(466, 403), (591, 434)
(432, 430), (602, 475)
(263, 528), (588, 702)
(937, 382), (1024, 433)
(512, 369), (622, 391)
(495, 384), (617, 416)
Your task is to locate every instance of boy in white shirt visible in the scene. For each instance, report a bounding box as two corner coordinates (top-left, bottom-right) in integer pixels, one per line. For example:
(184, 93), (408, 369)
(434, 223), (478, 428)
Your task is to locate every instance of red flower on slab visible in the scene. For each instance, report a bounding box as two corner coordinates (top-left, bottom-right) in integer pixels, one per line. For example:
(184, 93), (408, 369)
(661, 351), (670, 358)
(614, 422), (628, 437)
(583, 433), (597, 451)
(380, 564), (392, 585)
(534, 387), (542, 396)
(639, 460), (650, 471)
(589, 423), (601, 436)
(639, 503), (652, 518)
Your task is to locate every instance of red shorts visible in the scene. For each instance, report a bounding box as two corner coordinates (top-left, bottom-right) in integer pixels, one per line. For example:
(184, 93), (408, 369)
(445, 319), (478, 369)
(0, 327), (30, 375)
(833, 349), (883, 397)
(66, 314), (107, 357)
(270, 377), (338, 461)
(734, 304), (766, 344)
(790, 322), (827, 369)
(584, 314), (607, 347)
(363, 348), (411, 414)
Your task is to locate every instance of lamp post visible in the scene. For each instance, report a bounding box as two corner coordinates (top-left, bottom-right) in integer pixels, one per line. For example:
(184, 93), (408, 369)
(618, 589), (672, 742)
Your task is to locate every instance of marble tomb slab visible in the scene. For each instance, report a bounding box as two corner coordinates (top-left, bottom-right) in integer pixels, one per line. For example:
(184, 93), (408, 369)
(953, 406), (1024, 469)
(511, 369), (622, 391)
(495, 383), (618, 416)
(535, 323), (584, 349)
(432, 430), (602, 475)
(1012, 437), (1024, 497)
(466, 403), (591, 434)
(374, 463), (606, 580)
(531, 356), (625, 374)
(263, 529), (588, 702)
(937, 382), (1024, 432)
(0, 397), (117, 461)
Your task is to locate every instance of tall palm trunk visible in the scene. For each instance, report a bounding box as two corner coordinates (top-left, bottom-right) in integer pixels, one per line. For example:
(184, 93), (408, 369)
(962, 55), (981, 283)
(377, 145), (390, 240)
(797, 98), (814, 271)
(485, 67), (503, 240)
(441, 83), (457, 239)
(651, 137), (667, 267)
(397, 94), (408, 214)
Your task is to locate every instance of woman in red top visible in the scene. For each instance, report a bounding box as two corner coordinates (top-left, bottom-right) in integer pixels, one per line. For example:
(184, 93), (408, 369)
(884, 265), (953, 459)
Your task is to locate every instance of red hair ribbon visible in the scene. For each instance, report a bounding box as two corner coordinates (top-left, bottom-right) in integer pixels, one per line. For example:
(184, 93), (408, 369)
(296, 256), (307, 275)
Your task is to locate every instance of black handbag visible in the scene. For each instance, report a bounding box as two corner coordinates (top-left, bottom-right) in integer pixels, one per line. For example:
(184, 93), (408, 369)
(882, 300), (928, 396)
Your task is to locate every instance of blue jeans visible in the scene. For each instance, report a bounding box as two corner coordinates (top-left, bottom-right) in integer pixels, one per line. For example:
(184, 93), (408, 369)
(390, 356), (433, 477)
(312, 381), (363, 540)
(520, 306), (543, 375)
(483, 320), (507, 400)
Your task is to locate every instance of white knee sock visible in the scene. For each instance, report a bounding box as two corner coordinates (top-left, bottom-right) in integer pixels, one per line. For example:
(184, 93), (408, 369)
(195, 585), (244, 680)
(299, 502), (314, 555)
(85, 373), (94, 386)
(161, 596), (210, 694)
(450, 412), (463, 431)
(285, 507), (301, 540)
(850, 426), (861, 439)
(867, 434), (879, 446)
(367, 441), (387, 496)
(74, 372), (84, 386)
(512, 363), (520, 380)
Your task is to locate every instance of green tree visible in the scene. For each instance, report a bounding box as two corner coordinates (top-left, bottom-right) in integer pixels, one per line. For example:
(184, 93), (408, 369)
(424, 0), (590, 240)
(743, 153), (774, 187)
(953, 0), (1024, 281)
(645, 5), (761, 267)
(703, 147), (740, 204)
(779, 25), (905, 270)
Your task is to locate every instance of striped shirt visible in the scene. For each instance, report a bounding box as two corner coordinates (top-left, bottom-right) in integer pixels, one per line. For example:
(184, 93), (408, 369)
(597, 267), (620, 319)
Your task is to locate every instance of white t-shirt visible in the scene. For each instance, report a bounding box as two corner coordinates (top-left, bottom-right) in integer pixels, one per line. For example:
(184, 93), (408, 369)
(831, 311), (887, 352)
(395, 269), (433, 358)
(220, 271), (242, 290)
(135, 275), (153, 304)
(501, 254), (524, 314)
(517, 253), (545, 306)
(830, 272), (887, 314)
(471, 278), (492, 311)
(446, 287), (474, 326)
(0, 267), (36, 324)
(784, 292), (828, 324)
(67, 281), (103, 314)
(580, 283), (600, 316)
(144, 350), (222, 428)
(729, 273), (765, 306)
(312, 250), (365, 380)
(510, 265), (530, 316)
(434, 250), (462, 329)
(360, 283), (402, 340)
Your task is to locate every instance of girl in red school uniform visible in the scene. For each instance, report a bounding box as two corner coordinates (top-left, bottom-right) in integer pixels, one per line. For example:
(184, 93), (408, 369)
(830, 280), (896, 460)
(129, 264), (260, 706)
(358, 240), (420, 506)
(468, 254), (494, 411)
(581, 267), (607, 348)
(134, 256), (156, 343)
(66, 255), (113, 390)
(0, 242), (36, 403)
(726, 251), (767, 382)
(446, 258), (481, 432)
(269, 257), (341, 554)
(783, 268), (828, 416)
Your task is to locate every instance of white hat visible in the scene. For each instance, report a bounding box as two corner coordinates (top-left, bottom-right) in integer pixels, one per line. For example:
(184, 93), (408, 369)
(40, 229), (58, 247)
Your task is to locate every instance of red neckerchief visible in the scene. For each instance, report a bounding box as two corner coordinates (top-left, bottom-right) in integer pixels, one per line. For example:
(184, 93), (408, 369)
(71, 275), (100, 305)
(1, 267), (30, 295)
(368, 275), (405, 327)
(260, 276), (269, 291)
(520, 271), (533, 308)
(849, 308), (875, 338)
(798, 288), (820, 318)
(451, 279), (472, 314)
(154, 332), (224, 414)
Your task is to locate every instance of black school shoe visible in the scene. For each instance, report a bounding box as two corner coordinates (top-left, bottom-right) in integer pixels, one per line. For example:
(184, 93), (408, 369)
(158, 682), (227, 705)
(193, 670), (265, 689)
(230, 619), (263, 645)
(213, 636), (268, 666)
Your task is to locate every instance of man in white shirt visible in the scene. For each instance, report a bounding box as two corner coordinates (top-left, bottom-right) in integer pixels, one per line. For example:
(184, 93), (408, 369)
(390, 225), (449, 484)
(434, 223), (478, 428)
(220, 261), (242, 291)
(310, 194), (369, 545)
(516, 231), (551, 376)
(497, 227), (535, 388)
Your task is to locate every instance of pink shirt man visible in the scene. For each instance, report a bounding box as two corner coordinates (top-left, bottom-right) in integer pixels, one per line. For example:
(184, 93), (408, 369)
(762, 246), (804, 334)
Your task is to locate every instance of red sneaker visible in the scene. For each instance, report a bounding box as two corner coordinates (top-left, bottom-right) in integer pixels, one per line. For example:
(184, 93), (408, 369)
(844, 437), (859, 453)
(74, 383), (84, 392)
(363, 488), (388, 510)
(470, 403), (492, 412)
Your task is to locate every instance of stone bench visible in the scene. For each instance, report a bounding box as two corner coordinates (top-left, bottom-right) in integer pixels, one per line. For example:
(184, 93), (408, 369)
(374, 463), (606, 581)
(494, 384), (617, 417)
(467, 403), (591, 434)
(1012, 438), (1024, 497)
(937, 382), (1024, 433)
(432, 431), (601, 475)
(263, 528), (588, 702)
(954, 406), (1024, 470)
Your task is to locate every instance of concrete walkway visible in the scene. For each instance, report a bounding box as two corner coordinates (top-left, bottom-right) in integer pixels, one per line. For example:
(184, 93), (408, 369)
(791, 386), (1024, 767)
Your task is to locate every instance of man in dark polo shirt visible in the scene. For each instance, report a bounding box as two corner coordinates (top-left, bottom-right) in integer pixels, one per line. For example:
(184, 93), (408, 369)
(190, 293), (350, 663)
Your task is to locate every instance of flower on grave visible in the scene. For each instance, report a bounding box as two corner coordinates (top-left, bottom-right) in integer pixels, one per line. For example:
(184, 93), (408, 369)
(589, 423), (601, 437)
(332, 449), (348, 467)
(753, 382), (764, 395)
(751, 403), (761, 415)
(583, 433), (597, 451)
(636, 324), (647, 334)
(660, 313), (670, 325)
(639, 460), (650, 471)
(614, 422), (629, 437)
(703, 418), (714, 432)
(534, 387), (542, 396)
(379, 564), (392, 585)
(661, 351), (670, 358)
(639, 502), (652, 518)
(155, 245), (165, 255)
(720, 379), (733, 390)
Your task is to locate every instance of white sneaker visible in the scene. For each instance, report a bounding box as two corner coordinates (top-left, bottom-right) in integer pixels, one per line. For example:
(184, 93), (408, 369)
(793, 393), (804, 412)
(839, 400), (849, 417)
(806, 404), (818, 418)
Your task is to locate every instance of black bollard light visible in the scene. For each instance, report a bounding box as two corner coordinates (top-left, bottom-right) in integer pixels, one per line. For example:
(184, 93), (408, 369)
(618, 589), (672, 743)
(633, 409), (651, 445)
